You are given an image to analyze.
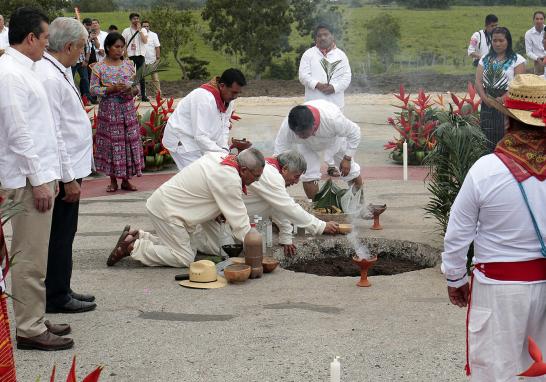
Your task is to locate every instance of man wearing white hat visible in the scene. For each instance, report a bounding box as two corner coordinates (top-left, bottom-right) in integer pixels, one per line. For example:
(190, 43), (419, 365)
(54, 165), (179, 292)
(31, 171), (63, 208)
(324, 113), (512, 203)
(193, 150), (340, 257)
(274, 99), (362, 200)
(107, 148), (265, 268)
(442, 74), (546, 380)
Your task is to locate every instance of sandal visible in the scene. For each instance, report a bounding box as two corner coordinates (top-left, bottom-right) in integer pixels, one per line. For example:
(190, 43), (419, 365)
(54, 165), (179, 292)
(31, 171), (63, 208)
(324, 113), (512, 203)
(106, 183), (118, 192)
(121, 181), (137, 191)
(327, 166), (341, 177)
(106, 225), (130, 266)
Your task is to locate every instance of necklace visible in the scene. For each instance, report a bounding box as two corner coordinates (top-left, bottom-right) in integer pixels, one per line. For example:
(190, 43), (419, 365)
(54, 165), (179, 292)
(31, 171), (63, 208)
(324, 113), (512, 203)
(43, 55), (85, 108)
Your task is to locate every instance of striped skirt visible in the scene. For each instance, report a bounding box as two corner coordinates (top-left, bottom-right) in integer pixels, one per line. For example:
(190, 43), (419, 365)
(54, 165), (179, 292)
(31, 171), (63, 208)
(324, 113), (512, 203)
(94, 97), (144, 179)
(480, 103), (506, 154)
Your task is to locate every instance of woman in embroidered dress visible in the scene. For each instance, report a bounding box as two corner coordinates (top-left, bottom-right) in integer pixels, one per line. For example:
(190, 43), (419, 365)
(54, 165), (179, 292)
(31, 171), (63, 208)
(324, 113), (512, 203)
(90, 32), (143, 192)
(475, 27), (526, 153)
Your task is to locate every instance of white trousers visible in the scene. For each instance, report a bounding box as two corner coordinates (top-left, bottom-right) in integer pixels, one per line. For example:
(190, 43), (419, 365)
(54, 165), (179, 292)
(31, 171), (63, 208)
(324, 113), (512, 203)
(170, 150), (202, 171)
(299, 138), (361, 182)
(468, 279), (546, 382)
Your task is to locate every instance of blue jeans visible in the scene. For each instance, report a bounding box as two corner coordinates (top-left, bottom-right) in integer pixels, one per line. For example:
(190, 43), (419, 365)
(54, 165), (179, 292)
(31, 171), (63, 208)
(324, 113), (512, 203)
(71, 63), (90, 99)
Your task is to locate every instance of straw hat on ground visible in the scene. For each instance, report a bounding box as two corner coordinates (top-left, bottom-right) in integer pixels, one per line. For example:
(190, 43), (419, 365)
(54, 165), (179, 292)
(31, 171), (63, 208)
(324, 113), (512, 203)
(179, 260), (227, 289)
(488, 74), (546, 127)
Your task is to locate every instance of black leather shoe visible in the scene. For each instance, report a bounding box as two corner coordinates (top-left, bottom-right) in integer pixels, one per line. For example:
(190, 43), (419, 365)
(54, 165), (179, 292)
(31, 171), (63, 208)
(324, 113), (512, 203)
(70, 291), (95, 302)
(46, 298), (97, 314)
(44, 320), (71, 336)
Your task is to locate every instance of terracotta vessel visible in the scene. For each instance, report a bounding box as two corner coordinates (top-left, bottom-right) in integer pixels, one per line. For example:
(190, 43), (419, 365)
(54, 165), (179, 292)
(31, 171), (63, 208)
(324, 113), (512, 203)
(230, 138), (252, 153)
(262, 256), (279, 273)
(224, 264), (251, 283)
(368, 204), (387, 230)
(352, 256), (378, 287)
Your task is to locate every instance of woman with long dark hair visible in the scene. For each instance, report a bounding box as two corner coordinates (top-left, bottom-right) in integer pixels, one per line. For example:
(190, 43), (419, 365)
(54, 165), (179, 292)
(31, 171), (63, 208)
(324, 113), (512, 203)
(90, 32), (143, 192)
(475, 27), (526, 152)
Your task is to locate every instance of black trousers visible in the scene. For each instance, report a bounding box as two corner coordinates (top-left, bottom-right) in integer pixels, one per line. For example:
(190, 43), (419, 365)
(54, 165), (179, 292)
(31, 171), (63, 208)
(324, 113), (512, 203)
(129, 55), (146, 98)
(45, 179), (82, 307)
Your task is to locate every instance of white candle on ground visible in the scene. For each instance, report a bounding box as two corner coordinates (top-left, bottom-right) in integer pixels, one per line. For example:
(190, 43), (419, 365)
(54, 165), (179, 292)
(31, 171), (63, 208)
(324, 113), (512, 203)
(403, 141), (408, 181)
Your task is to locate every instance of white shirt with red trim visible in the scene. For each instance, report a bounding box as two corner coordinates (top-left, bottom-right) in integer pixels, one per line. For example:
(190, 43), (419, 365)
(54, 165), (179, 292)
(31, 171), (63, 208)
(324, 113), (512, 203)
(442, 154), (546, 287)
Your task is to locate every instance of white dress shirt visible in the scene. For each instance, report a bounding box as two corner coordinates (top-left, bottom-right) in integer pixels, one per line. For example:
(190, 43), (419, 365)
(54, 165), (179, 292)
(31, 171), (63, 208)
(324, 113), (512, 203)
(146, 152), (250, 242)
(145, 31), (160, 64)
(162, 88), (233, 157)
(274, 99), (360, 158)
(96, 30), (108, 62)
(245, 163), (326, 245)
(298, 46), (351, 109)
(442, 154), (546, 287)
(0, 48), (61, 189)
(36, 52), (93, 182)
(525, 26), (545, 61)
(122, 26), (148, 57)
(467, 30), (491, 58)
(0, 27), (9, 50)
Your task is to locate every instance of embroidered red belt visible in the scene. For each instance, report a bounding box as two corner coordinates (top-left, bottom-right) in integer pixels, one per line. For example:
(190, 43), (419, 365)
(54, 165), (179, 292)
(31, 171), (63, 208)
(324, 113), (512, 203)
(475, 259), (546, 282)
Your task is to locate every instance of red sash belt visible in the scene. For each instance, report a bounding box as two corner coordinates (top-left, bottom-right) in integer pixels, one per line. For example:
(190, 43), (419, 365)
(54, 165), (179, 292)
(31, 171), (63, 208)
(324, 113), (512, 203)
(475, 259), (546, 282)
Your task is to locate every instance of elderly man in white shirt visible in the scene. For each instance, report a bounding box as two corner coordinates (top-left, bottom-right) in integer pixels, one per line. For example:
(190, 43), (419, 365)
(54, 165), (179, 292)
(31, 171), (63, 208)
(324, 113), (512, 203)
(0, 15), (9, 56)
(193, 150), (340, 257)
(163, 68), (247, 170)
(274, 99), (362, 200)
(142, 20), (161, 97)
(36, 17), (97, 315)
(525, 11), (546, 75)
(442, 75), (546, 381)
(122, 12), (148, 101)
(0, 7), (73, 351)
(106, 148), (265, 268)
(299, 23), (351, 110)
(467, 14), (498, 66)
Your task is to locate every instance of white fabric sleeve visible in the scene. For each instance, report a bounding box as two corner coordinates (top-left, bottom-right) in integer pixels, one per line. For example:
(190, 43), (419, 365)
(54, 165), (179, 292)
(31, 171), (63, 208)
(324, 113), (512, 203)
(526, 31), (539, 61)
(191, 97), (227, 153)
(42, 78), (75, 183)
(441, 171), (480, 288)
(467, 31), (480, 56)
(274, 118), (295, 155)
(329, 53), (351, 94)
(0, 77), (48, 186)
(208, 168), (250, 242)
(330, 109), (360, 157)
(298, 49), (319, 90)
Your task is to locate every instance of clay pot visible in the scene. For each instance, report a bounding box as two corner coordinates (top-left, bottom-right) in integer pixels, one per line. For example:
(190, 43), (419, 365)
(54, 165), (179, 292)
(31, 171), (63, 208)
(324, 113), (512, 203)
(338, 224), (352, 234)
(230, 138), (252, 153)
(224, 264), (251, 283)
(262, 256), (279, 273)
(352, 256), (378, 287)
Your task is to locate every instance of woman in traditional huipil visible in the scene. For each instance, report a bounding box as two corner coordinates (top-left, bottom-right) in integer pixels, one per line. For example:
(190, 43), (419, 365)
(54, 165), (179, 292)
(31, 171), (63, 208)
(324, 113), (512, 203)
(90, 32), (143, 192)
(475, 27), (526, 153)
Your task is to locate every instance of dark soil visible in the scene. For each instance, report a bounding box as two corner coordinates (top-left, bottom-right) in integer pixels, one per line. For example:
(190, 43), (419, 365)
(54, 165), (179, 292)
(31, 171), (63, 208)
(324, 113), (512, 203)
(159, 72), (474, 99)
(286, 255), (428, 277)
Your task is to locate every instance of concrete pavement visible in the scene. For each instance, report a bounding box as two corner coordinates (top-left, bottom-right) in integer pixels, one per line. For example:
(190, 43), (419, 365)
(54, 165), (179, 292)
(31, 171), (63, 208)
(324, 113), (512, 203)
(7, 94), (469, 381)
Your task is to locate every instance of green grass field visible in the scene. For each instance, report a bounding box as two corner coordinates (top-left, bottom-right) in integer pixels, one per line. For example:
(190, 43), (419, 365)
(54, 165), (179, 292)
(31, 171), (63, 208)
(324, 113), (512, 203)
(77, 5), (539, 81)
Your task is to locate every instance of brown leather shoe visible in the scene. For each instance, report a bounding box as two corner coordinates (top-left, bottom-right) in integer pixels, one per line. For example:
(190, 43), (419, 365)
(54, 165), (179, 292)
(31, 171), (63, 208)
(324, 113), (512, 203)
(44, 320), (71, 336)
(16, 330), (74, 351)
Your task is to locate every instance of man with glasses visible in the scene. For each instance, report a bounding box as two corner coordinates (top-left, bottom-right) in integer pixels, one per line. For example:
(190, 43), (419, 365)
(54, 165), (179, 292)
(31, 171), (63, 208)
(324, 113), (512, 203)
(106, 149), (265, 268)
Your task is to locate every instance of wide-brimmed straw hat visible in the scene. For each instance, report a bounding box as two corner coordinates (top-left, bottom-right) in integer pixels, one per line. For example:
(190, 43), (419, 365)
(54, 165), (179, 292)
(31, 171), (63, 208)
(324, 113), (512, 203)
(179, 260), (227, 289)
(488, 74), (546, 127)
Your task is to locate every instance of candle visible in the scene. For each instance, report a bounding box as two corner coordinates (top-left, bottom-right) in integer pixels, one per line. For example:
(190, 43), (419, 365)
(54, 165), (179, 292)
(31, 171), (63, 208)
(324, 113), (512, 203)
(403, 141), (408, 181)
(330, 356), (340, 382)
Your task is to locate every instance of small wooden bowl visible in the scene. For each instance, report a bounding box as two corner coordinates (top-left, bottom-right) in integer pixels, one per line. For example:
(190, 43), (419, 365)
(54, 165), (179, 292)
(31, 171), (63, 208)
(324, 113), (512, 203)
(224, 264), (251, 283)
(338, 224), (353, 234)
(262, 256), (279, 273)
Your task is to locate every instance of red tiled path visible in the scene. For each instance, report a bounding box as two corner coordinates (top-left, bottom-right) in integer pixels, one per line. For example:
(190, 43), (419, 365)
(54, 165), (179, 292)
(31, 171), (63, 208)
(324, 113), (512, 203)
(81, 166), (429, 199)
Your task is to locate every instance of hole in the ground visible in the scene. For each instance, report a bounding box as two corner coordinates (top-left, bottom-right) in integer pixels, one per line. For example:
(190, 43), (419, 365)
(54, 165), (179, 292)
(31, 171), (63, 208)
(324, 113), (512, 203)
(281, 239), (439, 277)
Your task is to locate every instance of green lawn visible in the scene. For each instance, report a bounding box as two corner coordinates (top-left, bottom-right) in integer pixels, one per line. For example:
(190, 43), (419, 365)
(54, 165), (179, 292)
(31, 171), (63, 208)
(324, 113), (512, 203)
(76, 6), (538, 82)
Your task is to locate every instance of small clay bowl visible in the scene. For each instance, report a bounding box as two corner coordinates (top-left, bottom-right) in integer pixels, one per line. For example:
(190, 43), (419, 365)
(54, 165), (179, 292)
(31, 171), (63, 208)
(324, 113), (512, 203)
(338, 224), (353, 234)
(224, 264), (251, 283)
(231, 257), (245, 265)
(262, 256), (279, 273)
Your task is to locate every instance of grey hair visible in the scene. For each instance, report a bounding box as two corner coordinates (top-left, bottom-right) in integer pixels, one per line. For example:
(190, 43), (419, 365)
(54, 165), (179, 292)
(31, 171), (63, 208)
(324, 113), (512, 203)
(48, 17), (88, 53)
(276, 150), (307, 174)
(237, 147), (265, 170)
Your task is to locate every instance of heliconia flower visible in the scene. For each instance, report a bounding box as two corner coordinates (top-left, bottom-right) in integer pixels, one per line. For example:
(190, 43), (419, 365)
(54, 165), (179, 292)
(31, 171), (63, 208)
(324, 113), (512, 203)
(66, 356), (77, 382)
(81, 366), (103, 382)
(82, 95), (89, 106)
(450, 92), (462, 108)
(467, 81), (476, 101)
(140, 127), (147, 136)
(518, 336), (546, 377)
(434, 94), (445, 107)
(387, 117), (395, 125)
(231, 112), (241, 121)
(155, 90), (162, 105)
(49, 365), (56, 382)
(167, 98), (174, 110)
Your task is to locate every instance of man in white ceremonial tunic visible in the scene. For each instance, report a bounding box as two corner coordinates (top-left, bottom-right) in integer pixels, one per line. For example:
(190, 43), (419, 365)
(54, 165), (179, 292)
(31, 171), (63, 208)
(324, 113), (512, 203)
(442, 75), (546, 381)
(107, 149), (265, 268)
(162, 68), (247, 170)
(274, 99), (362, 200)
(193, 150), (340, 257)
